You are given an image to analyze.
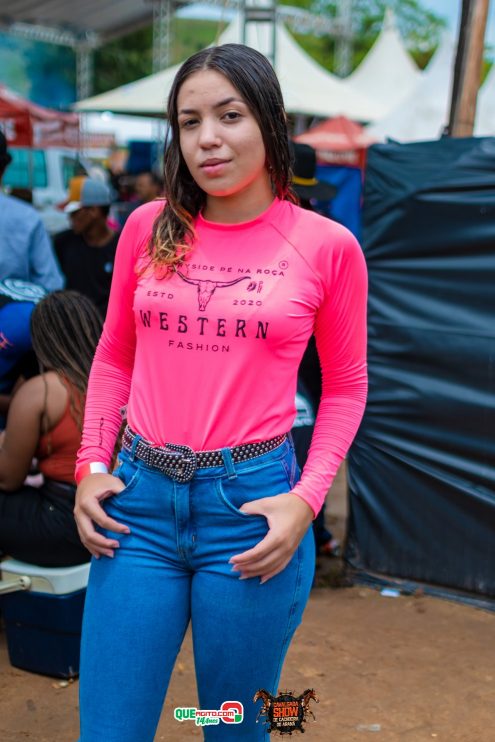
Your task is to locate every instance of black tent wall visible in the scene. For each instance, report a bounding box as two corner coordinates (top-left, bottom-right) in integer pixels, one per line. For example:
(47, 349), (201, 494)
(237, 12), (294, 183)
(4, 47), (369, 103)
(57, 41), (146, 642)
(346, 137), (495, 603)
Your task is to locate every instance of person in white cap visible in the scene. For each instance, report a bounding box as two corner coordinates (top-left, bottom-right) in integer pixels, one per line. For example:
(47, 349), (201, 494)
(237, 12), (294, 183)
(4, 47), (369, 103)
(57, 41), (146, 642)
(54, 176), (119, 316)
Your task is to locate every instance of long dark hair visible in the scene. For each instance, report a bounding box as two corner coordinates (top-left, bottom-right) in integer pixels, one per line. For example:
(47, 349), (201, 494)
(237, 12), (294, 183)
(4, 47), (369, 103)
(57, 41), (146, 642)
(31, 291), (102, 430)
(151, 43), (297, 271)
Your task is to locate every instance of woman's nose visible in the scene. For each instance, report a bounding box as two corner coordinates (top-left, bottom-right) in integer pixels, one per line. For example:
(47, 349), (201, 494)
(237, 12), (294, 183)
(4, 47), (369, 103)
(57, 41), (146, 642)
(198, 119), (221, 148)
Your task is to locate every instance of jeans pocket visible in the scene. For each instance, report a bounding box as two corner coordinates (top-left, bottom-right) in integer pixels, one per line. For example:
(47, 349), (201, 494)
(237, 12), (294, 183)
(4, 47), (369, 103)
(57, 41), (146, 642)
(214, 458), (293, 519)
(281, 453), (300, 490)
(215, 478), (256, 519)
(110, 457), (143, 504)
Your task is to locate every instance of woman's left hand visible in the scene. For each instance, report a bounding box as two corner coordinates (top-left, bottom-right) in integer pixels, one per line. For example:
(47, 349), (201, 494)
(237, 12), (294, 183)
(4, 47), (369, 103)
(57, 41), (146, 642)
(228, 492), (314, 584)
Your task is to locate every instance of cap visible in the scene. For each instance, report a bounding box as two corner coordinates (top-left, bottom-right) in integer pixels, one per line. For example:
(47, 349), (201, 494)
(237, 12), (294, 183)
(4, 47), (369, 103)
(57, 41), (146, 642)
(64, 176), (112, 214)
(0, 130), (12, 168)
(0, 278), (46, 304)
(290, 142), (337, 201)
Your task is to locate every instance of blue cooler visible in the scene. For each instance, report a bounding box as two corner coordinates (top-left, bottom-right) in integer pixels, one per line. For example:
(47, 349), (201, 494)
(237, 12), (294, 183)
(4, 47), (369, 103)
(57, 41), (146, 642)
(0, 559), (90, 678)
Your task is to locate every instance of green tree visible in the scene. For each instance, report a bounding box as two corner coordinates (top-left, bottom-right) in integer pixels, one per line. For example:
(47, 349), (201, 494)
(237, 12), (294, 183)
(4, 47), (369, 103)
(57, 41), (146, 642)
(92, 0), (447, 95)
(352, 0), (447, 68)
(93, 20), (226, 95)
(0, 33), (31, 96)
(285, 0), (447, 72)
(94, 26), (153, 95)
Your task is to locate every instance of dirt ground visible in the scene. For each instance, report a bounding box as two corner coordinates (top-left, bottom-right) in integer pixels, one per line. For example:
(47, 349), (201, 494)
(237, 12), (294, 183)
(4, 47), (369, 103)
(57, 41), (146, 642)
(1, 465), (494, 741)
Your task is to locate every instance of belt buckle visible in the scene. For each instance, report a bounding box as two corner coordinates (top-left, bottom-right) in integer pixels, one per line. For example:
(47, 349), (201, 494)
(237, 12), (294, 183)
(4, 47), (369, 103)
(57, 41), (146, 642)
(162, 443), (197, 483)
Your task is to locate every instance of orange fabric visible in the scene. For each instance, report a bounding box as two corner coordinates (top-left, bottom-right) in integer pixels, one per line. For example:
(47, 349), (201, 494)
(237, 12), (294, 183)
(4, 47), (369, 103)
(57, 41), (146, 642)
(66, 176), (86, 204)
(36, 380), (82, 484)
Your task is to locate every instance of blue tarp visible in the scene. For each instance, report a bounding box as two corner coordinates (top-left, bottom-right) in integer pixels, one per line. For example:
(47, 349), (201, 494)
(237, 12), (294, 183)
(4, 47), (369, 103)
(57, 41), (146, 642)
(315, 164), (363, 239)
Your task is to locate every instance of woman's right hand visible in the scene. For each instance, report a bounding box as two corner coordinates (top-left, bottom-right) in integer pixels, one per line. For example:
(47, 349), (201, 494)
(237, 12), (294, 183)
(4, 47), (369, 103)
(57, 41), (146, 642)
(74, 473), (131, 558)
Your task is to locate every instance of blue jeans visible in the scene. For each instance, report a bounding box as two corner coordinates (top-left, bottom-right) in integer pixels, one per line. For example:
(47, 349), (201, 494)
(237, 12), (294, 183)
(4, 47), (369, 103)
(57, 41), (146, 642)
(78, 437), (315, 741)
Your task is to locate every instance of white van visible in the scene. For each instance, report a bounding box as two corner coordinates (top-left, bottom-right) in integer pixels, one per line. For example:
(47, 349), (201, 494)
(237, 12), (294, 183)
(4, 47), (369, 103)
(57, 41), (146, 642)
(2, 148), (89, 234)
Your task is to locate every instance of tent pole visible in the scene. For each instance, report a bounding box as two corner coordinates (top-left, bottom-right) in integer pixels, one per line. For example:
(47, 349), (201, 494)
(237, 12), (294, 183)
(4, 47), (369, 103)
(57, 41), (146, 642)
(447, 0), (490, 136)
(28, 147), (34, 196)
(76, 44), (94, 100)
(152, 0), (172, 171)
(335, 0), (353, 77)
(242, 0), (277, 66)
(76, 44), (95, 160)
(152, 0), (172, 72)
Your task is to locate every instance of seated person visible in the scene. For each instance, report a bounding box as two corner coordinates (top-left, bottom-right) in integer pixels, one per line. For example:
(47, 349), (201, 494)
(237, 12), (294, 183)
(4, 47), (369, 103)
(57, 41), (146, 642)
(0, 291), (103, 567)
(0, 279), (46, 425)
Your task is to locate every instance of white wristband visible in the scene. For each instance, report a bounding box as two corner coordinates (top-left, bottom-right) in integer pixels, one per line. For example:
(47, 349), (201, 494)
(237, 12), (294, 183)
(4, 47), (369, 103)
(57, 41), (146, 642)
(75, 461), (109, 484)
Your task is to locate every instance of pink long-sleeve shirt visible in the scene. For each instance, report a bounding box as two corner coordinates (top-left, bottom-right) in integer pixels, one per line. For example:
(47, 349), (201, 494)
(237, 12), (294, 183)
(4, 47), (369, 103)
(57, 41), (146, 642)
(76, 197), (368, 516)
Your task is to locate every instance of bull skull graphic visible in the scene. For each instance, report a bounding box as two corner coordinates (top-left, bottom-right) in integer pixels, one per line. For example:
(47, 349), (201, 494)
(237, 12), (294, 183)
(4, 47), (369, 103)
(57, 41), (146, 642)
(176, 271), (251, 311)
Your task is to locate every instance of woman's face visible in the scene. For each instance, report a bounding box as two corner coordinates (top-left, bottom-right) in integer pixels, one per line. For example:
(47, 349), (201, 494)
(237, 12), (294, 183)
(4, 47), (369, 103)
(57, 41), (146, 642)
(177, 69), (270, 201)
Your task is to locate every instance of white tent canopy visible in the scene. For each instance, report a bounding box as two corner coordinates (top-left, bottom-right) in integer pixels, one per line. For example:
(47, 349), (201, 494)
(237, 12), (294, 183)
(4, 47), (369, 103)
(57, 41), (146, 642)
(346, 8), (421, 116)
(75, 63), (181, 117)
(83, 112), (156, 144)
(75, 16), (384, 122)
(367, 33), (456, 142)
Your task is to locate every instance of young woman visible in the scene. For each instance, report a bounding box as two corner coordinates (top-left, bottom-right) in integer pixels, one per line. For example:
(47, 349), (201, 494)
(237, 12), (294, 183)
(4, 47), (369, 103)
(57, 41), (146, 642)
(0, 291), (101, 567)
(74, 43), (368, 741)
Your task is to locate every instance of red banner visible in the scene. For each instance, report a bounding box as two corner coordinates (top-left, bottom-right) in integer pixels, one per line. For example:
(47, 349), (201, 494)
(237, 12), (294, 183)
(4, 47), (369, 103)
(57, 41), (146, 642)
(0, 85), (79, 149)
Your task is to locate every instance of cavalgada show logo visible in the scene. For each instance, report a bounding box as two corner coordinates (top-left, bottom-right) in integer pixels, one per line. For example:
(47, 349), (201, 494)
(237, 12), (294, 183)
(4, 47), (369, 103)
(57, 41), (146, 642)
(254, 688), (319, 735)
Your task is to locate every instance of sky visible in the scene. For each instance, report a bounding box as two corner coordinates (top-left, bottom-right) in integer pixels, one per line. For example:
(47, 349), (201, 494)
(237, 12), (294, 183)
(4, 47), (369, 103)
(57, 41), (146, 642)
(423, 0), (495, 49)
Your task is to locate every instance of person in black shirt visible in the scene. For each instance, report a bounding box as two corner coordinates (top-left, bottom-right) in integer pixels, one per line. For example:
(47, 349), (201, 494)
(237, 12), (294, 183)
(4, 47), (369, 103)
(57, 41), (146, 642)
(290, 143), (340, 561)
(55, 177), (119, 317)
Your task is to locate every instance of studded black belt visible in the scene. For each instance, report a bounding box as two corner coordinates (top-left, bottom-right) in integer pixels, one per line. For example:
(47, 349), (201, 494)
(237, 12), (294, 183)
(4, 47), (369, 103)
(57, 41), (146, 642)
(121, 426), (287, 483)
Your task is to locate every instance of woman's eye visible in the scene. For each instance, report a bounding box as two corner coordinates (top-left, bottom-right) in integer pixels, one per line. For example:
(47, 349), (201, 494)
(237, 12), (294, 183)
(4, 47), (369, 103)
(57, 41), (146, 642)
(223, 111), (241, 121)
(180, 119), (198, 128)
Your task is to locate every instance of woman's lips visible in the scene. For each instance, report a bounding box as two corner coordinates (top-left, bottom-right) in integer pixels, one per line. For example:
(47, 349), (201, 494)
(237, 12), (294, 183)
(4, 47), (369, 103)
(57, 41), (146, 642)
(200, 160), (230, 176)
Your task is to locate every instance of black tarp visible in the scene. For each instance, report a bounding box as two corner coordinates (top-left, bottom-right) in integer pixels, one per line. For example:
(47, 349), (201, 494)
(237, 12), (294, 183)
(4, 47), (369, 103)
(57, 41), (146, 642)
(346, 137), (495, 603)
